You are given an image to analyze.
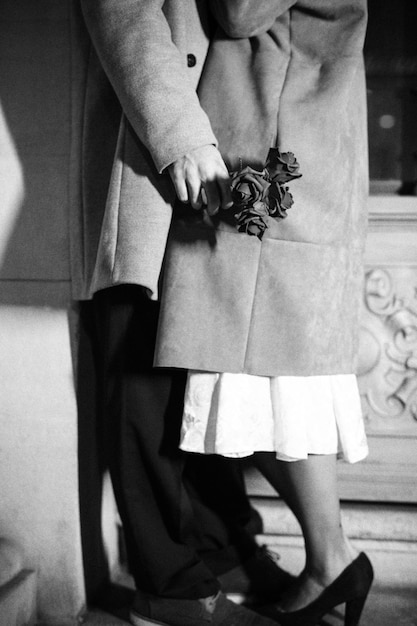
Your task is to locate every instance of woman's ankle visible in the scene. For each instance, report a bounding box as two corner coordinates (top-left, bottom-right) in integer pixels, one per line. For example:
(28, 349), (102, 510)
(278, 570), (325, 612)
(306, 542), (357, 586)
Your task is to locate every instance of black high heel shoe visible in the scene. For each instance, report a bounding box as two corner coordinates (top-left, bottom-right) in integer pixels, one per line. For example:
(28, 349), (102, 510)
(262, 552), (374, 626)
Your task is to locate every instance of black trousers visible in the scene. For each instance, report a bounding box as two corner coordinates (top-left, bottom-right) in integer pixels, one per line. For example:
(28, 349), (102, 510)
(91, 286), (259, 599)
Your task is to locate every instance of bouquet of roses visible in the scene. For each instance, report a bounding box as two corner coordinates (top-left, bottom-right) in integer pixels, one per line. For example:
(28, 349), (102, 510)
(230, 148), (302, 240)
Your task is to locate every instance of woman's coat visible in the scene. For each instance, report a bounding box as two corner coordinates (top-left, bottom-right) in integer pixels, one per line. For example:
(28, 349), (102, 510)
(154, 0), (369, 376)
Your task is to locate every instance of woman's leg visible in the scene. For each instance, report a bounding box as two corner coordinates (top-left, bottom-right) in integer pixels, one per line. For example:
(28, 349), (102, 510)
(254, 452), (358, 611)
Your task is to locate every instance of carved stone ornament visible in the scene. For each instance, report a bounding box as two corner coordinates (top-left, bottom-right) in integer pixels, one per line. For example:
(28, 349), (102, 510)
(358, 267), (417, 433)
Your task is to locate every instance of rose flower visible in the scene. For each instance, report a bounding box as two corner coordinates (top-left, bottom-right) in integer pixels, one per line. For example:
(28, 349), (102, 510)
(265, 149), (302, 184)
(267, 183), (294, 218)
(231, 166), (270, 209)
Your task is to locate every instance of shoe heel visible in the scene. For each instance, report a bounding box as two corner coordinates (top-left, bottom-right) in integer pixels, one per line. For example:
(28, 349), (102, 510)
(344, 594), (368, 626)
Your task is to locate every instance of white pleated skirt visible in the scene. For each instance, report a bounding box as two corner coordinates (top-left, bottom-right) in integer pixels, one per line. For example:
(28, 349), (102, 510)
(180, 371), (368, 463)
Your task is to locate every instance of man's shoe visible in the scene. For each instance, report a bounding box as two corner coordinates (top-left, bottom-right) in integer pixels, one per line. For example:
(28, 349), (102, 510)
(218, 545), (295, 603)
(129, 590), (278, 626)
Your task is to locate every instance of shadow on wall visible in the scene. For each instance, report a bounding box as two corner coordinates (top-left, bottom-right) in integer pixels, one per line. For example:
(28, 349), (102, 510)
(0, 1), (71, 308)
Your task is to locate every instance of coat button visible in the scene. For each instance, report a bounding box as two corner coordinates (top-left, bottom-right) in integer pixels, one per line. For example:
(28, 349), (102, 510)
(187, 53), (197, 67)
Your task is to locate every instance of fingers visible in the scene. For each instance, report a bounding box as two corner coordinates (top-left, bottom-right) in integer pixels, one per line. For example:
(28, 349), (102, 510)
(204, 180), (221, 216)
(169, 167), (188, 204)
(200, 187), (208, 206)
(186, 173), (203, 210)
(169, 163), (202, 209)
(216, 174), (233, 210)
(168, 145), (232, 215)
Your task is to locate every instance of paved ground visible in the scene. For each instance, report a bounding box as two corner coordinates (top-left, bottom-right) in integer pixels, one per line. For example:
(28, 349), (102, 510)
(81, 585), (417, 626)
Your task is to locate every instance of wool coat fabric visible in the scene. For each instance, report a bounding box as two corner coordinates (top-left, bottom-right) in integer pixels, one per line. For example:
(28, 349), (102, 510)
(154, 0), (369, 377)
(70, 0), (217, 301)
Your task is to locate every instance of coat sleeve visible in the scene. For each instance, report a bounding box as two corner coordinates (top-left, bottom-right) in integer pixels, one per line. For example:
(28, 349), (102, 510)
(80, 0), (217, 173)
(208, 0), (297, 38)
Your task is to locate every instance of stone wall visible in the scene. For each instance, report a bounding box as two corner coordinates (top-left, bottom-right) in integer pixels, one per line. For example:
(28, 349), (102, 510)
(0, 2), (86, 623)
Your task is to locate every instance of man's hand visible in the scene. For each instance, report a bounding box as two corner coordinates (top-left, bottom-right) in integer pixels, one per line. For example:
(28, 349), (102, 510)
(168, 145), (232, 216)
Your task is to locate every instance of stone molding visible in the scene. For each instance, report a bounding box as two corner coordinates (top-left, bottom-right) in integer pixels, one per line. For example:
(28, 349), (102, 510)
(358, 266), (417, 434)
